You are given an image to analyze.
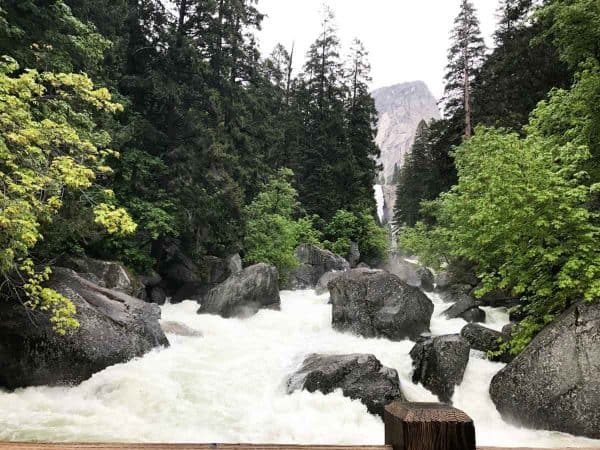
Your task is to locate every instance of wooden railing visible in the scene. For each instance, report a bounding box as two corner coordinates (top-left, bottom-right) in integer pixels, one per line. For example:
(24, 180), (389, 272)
(0, 402), (595, 450)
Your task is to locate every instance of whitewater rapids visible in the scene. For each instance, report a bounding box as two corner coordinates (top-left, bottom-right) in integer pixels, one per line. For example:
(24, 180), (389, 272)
(1, 289), (599, 448)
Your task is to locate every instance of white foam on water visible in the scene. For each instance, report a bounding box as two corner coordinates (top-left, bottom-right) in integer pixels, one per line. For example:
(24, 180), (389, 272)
(0, 289), (598, 448)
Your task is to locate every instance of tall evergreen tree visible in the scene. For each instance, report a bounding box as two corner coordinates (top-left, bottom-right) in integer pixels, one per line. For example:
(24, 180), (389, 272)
(295, 6), (348, 219)
(344, 39), (381, 215)
(472, 0), (572, 131)
(443, 0), (486, 137)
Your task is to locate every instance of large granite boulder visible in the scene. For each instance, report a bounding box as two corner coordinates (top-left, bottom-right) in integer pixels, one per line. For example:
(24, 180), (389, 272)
(0, 268), (169, 389)
(329, 269), (434, 340)
(460, 324), (512, 363)
(285, 244), (350, 289)
(410, 335), (470, 403)
(287, 353), (404, 417)
(198, 263), (280, 318)
(63, 256), (143, 297)
(443, 296), (486, 323)
(489, 301), (600, 439)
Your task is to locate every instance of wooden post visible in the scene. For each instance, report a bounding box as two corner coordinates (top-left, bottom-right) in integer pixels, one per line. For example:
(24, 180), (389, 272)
(384, 402), (475, 450)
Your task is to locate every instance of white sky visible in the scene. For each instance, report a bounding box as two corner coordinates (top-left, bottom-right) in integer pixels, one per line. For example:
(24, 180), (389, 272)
(257, 0), (500, 99)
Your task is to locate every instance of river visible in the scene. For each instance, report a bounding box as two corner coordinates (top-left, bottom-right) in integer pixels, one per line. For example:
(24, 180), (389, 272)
(0, 289), (599, 447)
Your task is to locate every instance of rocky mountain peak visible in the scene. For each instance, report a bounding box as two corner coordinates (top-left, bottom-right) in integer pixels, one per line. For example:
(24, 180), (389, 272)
(373, 81), (440, 223)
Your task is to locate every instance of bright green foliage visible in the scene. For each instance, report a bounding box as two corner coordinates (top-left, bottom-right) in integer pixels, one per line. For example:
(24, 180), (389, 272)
(243, 169), (320, 280)
(0, 57), (134, 333)
(538, 0), (600, 69)
(324, 210), (389, 265)
(0, 0), (109, 73)
(401, 120), (600, 353)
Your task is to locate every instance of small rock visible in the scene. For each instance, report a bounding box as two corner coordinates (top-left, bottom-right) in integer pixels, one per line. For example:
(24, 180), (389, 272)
(410, 334), (470, 403)
(149, 286), (167, 305)
(416, 267), (434, 291)
(460, 323), (512, 363)
(443, 296), (486, 323)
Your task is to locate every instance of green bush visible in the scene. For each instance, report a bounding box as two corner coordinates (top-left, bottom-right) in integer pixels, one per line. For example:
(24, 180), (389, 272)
(324, 209), (389, 265)
(243, 169), (320, 280)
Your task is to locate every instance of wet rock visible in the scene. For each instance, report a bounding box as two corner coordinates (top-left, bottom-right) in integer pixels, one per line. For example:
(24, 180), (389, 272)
(490, 301), (600, 439)
(198, 263), (280, 318)
(227, 254), (243, 275)
(153, 238), (203, 286)
(460, 323), (512, 363)
(160, 321), (203, 337)
(63, 256), (142, 297)
(138, 270), (162, 288)
(285, 244), (350, 289)
(315, 270), (346, 295)
(329, 269), (434, 340)
(0, 268), (169, 389)
(149, 286), (167, 305)
(472, 286), (520, 309)
(443, 296), (486, 323)
(440, 284), (473, 303)
(502, 323), (515, 337)
(347, 242), (361, 268)
(287, 353), (404, 417)
(410, 334), (470, 403)
(416, 267), (434, 291)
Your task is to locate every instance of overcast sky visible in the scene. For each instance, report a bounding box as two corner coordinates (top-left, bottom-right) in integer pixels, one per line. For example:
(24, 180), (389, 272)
(257, 0), (500, 99)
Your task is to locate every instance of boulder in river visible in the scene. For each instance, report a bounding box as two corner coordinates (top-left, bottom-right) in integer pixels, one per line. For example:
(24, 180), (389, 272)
(329, 269), (434, 340)
(0, 267), (169, 390)
(489, 300), (600, 439)
(287, 353), (404, 417)
(440, 284), (473, 303)
(410, 334), (470, 403)
(460, 323), (512, 363)
(443, 296), (486, 323)
(416, 267), (434, 291)
(198, 263), (280, 318)
(285, 244), (350, 289)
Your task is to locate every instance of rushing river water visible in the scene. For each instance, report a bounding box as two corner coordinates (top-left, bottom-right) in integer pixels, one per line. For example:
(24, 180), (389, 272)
(1, 289), (599, 447)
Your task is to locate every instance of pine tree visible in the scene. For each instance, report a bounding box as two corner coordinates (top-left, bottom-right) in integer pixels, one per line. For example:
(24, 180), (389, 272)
(344, 38), (381, 215)
(295, 6), (348, 219)
(472, 0), (572, 130)
(443, 0), (486, 137)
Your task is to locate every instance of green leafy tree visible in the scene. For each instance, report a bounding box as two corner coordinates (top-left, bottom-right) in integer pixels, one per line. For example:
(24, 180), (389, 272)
(324, 210), (389, 265)
(243, 169), (320, 280)
(0, 57), (135, 333)
(401, 102), (600, 354)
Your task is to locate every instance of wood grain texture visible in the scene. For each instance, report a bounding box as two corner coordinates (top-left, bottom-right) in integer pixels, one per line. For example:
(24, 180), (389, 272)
(384, 402), (475, 450)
